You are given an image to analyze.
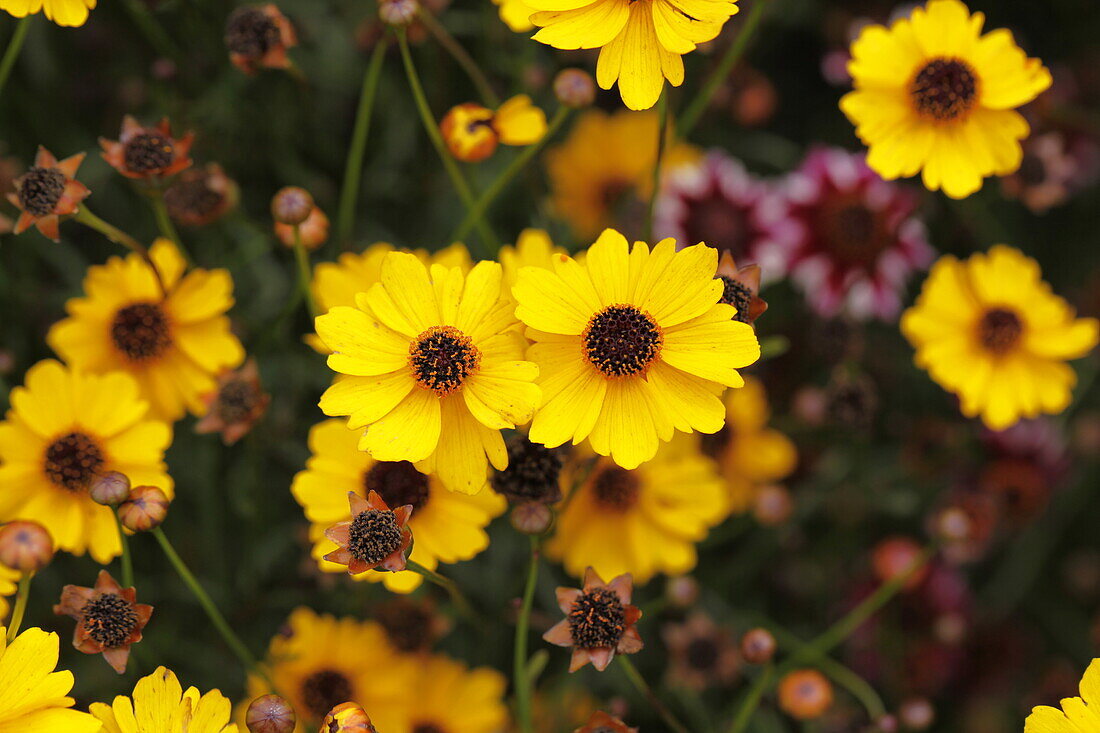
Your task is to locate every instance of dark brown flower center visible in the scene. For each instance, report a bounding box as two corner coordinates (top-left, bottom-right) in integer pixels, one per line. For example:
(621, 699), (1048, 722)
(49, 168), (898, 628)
(412, 724), (446, 733)
(82, 593), (138, 648)
(164, 172), (225, 225)
(978, 307), (1023, 354)
(590, 465), (641, 512)
(347, 509), (403, 565)
(364, 461), (430, 513)
(491, 436), (564, 504)
(686, 637), (720, 670)
(17, 166), (67, 217)
(815, 197), (891, 269)
(216, 379), (258, 424)
(409, 326), (480, 395)
(111, 303), (172, 361)
(44, 432), (104, 492)
(568, 587), (626, 649)
(374, 600), (435, 653)
(718, 275), (755, 323)
(225, 7), (281, 57)
(301, 669), (353, 719)
(910, 58), (979, 121)
(123, 133), (175, 173)
(583, 305), (662, 378)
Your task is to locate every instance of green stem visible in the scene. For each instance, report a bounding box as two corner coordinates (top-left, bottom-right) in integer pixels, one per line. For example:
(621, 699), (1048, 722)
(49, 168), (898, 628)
(643, 92), (670, 242)
(119, 0), (184, 65)
(114, 512), (135, 589)
(677, 0), (771, 139)
(450, 105), (571, 243)
(513, 536), (540, 733)
(149, 191), (193, 266)
(72, 206), (169, 297)
(617, 655), (690, 733)
(0, 16), (31, 102)
(406, 559), (478, 625)
(418, 10), (500, 107)
(729, 665), (774, 733)
(336, 40), (388, 250)
(4, 573), (32, 643)
(293, 227), (319, 317)
(396, 30), (498, 255)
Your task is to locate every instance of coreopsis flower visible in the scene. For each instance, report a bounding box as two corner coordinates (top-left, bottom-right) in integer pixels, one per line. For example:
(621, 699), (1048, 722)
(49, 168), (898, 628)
(245, 608), (413, 729)
(702, 376), (797, 512)
(321, 703), (377, 733)
(54, 569), (153, 674)
(440, 95), (548, 163)
(547, 437), (727, 582)
(840, 0), (1052, 198)
(715, 252), (767, 325)
(275, 205), (329, 250)
(513, 229), (760, 468)
(1025, 659), (1100, 733)
(292, 420), (504, 591)
(0, 360), (173, 563)
(498, 228), (566, 296)
(543, 567), (643, 672)
(195, 360), (270, 445)
(91, 666), (239, 733)
(390, 655), (509, 733)
(662, 612), (739, 690)
(778, 669), (834, 720)
(492, 0), (535, 32)
(323, 490), (413, 575)
(7, 146), (90, 241)
(526, 0), (738, 110)
(575, 711), (637, 733)
(0, 0), (95, 26)
(315, 253), (541, 493)
(901, 246), (1099, 430)
(100, 116), (194, 180)
(0, 563), (17, 622)
(225, 4), (298, 75)
(163, 163), (238, 226)
(47, 239), (245, 421)
(373, 597), (450, 653)
(0, 627), (102, 732)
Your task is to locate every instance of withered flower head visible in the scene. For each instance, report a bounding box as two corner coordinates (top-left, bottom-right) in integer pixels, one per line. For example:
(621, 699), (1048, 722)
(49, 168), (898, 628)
(246, 694), (297, 733)
(100, 116), (194, 180)
(0, 520), (54, 572)
(373, 597), (450, 653)
(715, 251), (767, 325)
(543, 567), (643, 672)
(323, 490), (413, 575)
(164, 163), (238, 227)
(53, 569), (153, 674)
(275, 205), (329, 251)
(118, 485), (171, 532)
(491, 435), (564, 505)
(662, 612), (740, 690)
(574, 710), (637, 733)
(320, 702), (378, 733)
(7, 146), (90, 242)
(196, 360), (270, 445)
(225, 4), (298, 75)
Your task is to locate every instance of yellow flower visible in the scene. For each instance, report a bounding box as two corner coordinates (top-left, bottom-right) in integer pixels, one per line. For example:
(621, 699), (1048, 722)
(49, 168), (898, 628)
(1026, 658), (1100, 732)
(315, 254), (541, 494)
(0, 626), (101, 732)
(527, 0), (738, 110)
(91, 666), (238, 733)
(840, 0), (1052, 199)
(546, 435), (728, 583)
(0, 563), (17, 622)
(291, 419), (505, 593)
(513, 229), (760, 469)
(901, 246), (1098, 430)
(245, 608), (413, 730)
(499, 229), (567, 296)
(709, 377), (797, 512)
(493, 0), (536, 31)
(440, 95), (548, 163)
(0, 360), (173, 563)
(0, 0), (95, 26)
(47, 239), (245, 422)
(391, 654), (509, 733)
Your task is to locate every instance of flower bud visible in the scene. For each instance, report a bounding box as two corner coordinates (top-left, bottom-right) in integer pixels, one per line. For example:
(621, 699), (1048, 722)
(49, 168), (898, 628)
(739, 627), (776, 664)
(89, 471), (131, 506)
(246, 694), (296, 733)
(275, 206), (329, 250)
(898, 698), (934, 730)
(0, 521), (54, 572)
(510, 502), (552, 535)
(119, 485), (170, 532)
(270, 186), (314, 226)
(778, 669), (833, 721)
(378, 0), (419, 27)
(553, 69), (596, 108)
(753, 484), (793, 525)
(664, 575), (699, 609)
(440, 103), (498, 163)
(321, 702), (378, 733)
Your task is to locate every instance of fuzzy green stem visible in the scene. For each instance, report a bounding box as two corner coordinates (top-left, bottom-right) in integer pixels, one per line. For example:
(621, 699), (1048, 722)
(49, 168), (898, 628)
(729, 665), (774, 733)
(72, 206), (168, 297)
(617, 655), (690, 733)
(4, 573), (33, 643)
(114, 512), (135, 589)
(406, 558), (478, 624)
(336, 40), (388, 249)
(643, 92), (670, 242)
(150, 191), (193, 266)
(293, 227), (319, 317)
(513, 536), (540, 733)
(418, 10), (500, 107)
(0, 16), (31, 101)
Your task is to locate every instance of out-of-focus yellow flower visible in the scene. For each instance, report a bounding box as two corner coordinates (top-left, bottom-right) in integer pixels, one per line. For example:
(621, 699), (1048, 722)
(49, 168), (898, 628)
(0, 626), (101, 732)
(901, 246), (1098, 430)
(0, 0), (95, 26)
(440, 95), (547, 162)
(840, 0), (1052, 199)
(91, 666), (238, 732)
(390, 654), (509, 733)
(0, 563), (17, 623)
(499, 229), (566, 296)
(1026, 658), (1100, 733)
(492, 0), (536, 31)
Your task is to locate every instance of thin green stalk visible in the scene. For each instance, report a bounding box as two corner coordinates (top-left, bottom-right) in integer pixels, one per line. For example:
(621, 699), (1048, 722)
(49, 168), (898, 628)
(418, 10), (500, 107)
(678, 0), (771, 138)
(617, 655), (690, 733)
(149, 191), (193, 266)
(72, 206), (168, 297)
(643, 93), (670, 242)
(114, 512), (135, 589)
(451, 105), (571, 242)
(513, 536), (540, 733)
(406, 559), (478, 625)
(0, 16), (31, 102)
(120, 0), (184, 65)
(729, 665), (774, 733)
(4, 573), (33, 643)
(396, 30), (498, 255)
(336, 40), (388, 249)
(293, 226), (319, 317)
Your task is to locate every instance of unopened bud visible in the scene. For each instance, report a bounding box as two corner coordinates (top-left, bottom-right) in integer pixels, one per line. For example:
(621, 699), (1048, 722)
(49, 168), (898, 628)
(665, 575), (699, 609)
(553, 69), (596, 108)
(740, 627), (776, 664)
(271, 186), (314, 226)
(246, 694), (296, 733)
(510, 502), (552, 535)
(898, 698), (934, 730)
(0, 521), (54, 572)
(753, 484), (793, 525)
(119, 485), (170, 532)
(378, 0), (419, 26)
(90, 471), (131, 506)
(322, 702), (378, 732)
(778, 669), (833, 721)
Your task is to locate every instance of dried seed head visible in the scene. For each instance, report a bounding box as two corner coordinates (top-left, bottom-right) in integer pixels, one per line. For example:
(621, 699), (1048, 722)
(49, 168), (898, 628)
(245, 694), (296, 733)
(739, 627), (776, 664)
(271, 186), (314, 226)
(568, 587), (626, 649)
(89, 471), (132, 506)
(81, 593), (139, 648)
(0, 521), (54, 572)
(553, 68), (596, 108)
(118, 485), (170, 532)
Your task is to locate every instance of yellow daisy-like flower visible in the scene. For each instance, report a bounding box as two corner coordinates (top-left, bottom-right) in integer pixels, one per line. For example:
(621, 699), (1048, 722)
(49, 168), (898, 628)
(1025, 658), (1100, 733)
(91, 666), (238, 733)
(707, 377), (796, 512)
(391, 654), (509, 733)
(0, 626), (101, 732)
(0, 360), (173, 563)
(291, 419), (506, 593)
(0, 563), (17, 622)
(513, 228), (760, 469)
(47, 239), (245, 422)
(315, 254), (541, 494)
(840, 0), (1052, 199)
(901, 245), (1098, 430)
(499, 229), (567, 296)
(493, 0), (536, 31)
(526, 0), (738, 110)
(0, 0), (95, 26)
(245, 608), (413, 730)
(547, 435), (728, 583)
